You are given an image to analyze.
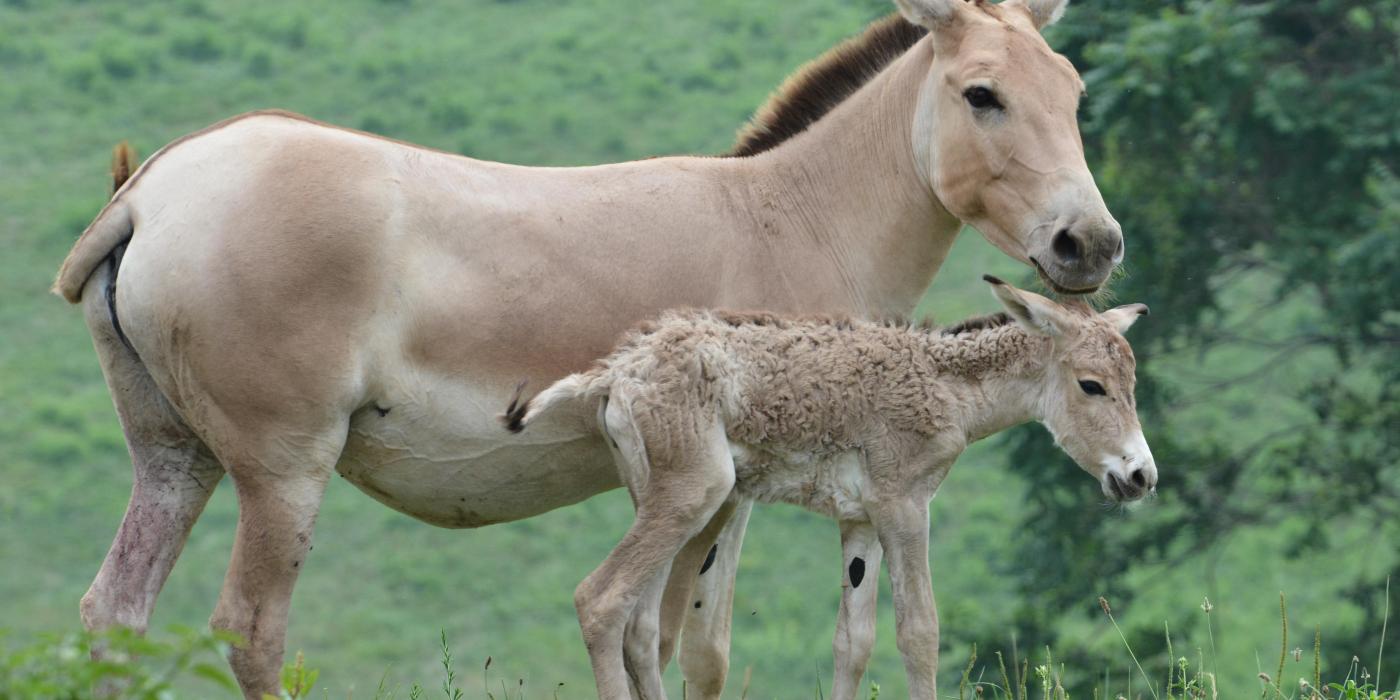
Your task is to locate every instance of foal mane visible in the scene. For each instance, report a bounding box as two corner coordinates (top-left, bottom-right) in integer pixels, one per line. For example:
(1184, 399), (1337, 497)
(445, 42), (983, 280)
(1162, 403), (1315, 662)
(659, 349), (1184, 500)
(727, 13), (927, 158)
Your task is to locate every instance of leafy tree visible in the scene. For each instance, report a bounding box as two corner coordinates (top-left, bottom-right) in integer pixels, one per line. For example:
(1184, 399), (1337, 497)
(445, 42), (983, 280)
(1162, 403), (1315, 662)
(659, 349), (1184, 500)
(995, 0), (1400, 688)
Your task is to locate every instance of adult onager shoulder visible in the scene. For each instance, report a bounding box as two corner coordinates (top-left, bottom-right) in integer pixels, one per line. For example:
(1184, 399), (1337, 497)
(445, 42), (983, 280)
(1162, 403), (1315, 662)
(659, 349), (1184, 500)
(54, 0), (1119, 696)
(507, 277), (1157, 700)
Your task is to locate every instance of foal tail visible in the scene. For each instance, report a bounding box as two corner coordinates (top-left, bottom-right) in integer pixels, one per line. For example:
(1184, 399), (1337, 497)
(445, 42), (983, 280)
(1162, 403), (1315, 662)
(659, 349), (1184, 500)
(501, 371), (606, 433)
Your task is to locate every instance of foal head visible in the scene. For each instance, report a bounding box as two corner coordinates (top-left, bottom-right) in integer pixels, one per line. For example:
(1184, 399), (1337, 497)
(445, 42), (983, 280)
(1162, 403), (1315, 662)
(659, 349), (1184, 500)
(899, 0), (1122, 294)
(985, 276), (1155, 502)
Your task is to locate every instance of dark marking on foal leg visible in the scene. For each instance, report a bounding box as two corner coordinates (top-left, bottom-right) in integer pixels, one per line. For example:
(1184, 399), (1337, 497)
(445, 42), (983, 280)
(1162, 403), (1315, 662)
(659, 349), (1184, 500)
(848, 557), (866, 589)
(694, 600), (702, 609)
(698, 544), (718, 575)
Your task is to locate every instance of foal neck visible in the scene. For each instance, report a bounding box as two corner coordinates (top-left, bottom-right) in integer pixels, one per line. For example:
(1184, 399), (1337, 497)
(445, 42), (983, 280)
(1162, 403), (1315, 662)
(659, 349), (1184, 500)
(913, 324), (1050, 441)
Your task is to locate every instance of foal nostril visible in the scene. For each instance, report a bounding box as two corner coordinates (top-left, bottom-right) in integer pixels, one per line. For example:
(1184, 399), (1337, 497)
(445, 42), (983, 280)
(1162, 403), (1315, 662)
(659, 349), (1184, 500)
(1112, 236), (1125, 262)
(1052, 229), (1081, 262)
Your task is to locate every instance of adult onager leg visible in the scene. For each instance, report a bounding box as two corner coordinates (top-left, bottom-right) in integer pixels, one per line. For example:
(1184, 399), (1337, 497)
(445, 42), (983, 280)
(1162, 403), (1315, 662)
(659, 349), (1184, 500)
(78, 262), (225, 639)
(209, 462), (336, 695)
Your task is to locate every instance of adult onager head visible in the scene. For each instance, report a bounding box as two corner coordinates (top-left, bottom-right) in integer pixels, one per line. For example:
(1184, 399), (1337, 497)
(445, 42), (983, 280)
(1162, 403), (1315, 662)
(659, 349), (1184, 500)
(54, 1), (1119, 696)
(506, 276), (1155, 699)
(900, 0), (1123, 293)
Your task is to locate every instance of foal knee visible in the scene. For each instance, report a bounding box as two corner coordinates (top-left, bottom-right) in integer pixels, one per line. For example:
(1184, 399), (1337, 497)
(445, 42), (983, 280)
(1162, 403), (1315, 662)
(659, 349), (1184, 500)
(574, 580), (629, 652)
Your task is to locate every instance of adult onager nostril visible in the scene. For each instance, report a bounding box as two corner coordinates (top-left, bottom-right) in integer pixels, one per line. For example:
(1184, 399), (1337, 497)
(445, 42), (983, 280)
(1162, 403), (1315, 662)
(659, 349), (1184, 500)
(1051, 229), (1081, 262)
(1112, 235), (1125, 263)
(1128, 466), (1148, 489)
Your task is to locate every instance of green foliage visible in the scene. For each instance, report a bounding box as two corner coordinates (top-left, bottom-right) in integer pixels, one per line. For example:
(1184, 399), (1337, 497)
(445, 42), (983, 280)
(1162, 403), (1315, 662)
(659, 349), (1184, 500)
(992, 1), (1400, 694)
(0, 626), (238, 699)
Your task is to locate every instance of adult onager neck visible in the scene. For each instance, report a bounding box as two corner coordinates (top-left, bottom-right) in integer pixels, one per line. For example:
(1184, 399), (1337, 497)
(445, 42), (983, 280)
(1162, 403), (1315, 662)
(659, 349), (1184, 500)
(508, 277), (1156, 700)
(54, 0), (1115, 696)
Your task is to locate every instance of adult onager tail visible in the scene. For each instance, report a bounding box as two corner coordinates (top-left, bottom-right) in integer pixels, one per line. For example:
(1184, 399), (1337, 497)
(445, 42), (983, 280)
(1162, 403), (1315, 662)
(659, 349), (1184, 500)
(55, 0), (1116, 696)
(508, 277), (1155, 700)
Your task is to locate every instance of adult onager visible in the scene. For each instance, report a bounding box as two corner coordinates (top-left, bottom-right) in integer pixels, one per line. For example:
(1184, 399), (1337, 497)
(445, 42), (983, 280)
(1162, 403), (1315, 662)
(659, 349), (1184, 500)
(506, 277), (1156, 699)
(54, 0), (1119, 696)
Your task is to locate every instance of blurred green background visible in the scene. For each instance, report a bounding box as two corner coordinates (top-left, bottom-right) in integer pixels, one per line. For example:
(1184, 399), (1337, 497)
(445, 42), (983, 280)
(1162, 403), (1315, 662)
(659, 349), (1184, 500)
(1, 0), (1396, 697)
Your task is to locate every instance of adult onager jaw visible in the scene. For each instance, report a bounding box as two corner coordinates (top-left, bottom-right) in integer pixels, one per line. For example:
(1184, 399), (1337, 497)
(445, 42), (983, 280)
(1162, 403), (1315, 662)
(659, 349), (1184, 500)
(55, 0), (1115, 696)
(508, 276), (1155, 699)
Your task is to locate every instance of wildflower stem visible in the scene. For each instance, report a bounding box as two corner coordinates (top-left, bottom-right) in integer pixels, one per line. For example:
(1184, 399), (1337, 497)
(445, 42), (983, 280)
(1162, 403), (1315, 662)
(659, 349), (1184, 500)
(1098, 596), (1158, 700)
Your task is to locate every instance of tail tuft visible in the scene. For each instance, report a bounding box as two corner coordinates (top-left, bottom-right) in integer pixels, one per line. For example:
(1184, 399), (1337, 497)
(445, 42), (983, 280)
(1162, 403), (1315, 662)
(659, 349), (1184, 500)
(111, 141), (137, 194)
(501, 380), (530, 433)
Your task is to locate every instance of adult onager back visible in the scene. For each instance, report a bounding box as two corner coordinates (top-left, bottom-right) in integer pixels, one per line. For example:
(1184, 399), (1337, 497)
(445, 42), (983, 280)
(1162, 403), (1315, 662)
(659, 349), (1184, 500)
(507, 277), (1156, 699)
(54, 0), (1118, 695)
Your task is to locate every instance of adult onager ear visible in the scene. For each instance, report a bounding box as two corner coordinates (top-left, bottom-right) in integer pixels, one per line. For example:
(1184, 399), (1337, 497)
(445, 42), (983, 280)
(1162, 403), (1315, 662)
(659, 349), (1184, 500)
(893, 0), (968, 29)
(983, 274), (1074, 336)
(1102, 303), (1149, 334)
(1006, 0), (1070, 30)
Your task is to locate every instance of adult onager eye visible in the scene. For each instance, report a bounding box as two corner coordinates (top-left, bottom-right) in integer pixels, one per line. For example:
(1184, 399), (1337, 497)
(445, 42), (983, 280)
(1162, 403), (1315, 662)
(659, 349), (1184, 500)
(1078, 379), (1107, 396)
(963, 86), (1002, 110)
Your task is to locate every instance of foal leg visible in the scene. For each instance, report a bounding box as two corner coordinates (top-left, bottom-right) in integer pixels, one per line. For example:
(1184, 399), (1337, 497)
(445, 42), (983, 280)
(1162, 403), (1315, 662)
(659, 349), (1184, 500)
(831, 521), (883, 700)
(624, 497), (741, 700)
(79, 273), (224, 638)
(654, 496), (739, 664)
(873, 499), (938, 700)
(676, 498), (752, 700)
(622, 559), (672, 700)
(577, 417), (735, 700)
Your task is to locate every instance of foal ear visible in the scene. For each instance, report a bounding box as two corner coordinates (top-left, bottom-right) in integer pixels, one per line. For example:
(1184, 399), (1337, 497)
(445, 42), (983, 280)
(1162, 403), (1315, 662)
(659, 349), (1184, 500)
(984, 274), (1073, 337)
(1101, 303), (1149, 334)
(894, 0), (969, 29)
(1007, 0), (1069, 30)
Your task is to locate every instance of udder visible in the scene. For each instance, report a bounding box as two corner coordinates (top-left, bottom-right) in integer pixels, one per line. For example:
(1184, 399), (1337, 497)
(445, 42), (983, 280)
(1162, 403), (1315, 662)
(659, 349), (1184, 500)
(335, 390), (621, 528)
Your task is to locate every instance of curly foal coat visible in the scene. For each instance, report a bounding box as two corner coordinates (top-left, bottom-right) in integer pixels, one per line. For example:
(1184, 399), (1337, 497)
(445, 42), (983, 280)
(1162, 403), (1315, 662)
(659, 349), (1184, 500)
(509, 279), (1156, 699)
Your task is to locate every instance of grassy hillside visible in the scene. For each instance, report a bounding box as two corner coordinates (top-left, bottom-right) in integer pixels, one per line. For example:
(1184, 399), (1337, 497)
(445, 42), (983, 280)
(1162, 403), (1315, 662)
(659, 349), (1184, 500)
(1, 1), (1393, 698)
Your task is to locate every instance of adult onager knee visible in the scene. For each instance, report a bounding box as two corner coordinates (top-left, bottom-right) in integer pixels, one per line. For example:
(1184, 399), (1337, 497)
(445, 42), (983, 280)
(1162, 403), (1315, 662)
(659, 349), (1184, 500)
(508, 277), (1155, 699)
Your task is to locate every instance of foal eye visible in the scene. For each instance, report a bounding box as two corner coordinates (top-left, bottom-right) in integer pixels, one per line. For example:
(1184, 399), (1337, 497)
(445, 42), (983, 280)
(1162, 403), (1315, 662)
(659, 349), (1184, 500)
(1078, 380), (1107, 397)
(963, 86), (1002, 110)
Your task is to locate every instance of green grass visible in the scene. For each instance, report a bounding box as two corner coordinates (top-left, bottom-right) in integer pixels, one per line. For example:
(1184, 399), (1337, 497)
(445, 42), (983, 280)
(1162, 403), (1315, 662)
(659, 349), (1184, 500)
(7, 589), (1396, 699)
(0, 1), (1394, 698)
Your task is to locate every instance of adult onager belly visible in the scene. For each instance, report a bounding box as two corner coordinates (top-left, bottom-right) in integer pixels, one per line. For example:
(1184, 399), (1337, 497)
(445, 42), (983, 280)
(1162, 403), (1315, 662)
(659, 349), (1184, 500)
(339, 387), (618, 527)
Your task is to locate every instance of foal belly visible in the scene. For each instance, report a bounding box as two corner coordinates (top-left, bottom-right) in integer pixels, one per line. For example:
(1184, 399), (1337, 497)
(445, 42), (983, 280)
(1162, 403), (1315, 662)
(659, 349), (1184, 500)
(335, 397), (619, 528)
(729, 443), (869, 522)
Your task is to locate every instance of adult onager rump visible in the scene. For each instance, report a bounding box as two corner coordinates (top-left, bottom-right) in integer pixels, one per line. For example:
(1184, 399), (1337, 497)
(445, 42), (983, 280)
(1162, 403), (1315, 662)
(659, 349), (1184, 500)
(506, 277), (1156, 700)
(54, 0), (1119, 696)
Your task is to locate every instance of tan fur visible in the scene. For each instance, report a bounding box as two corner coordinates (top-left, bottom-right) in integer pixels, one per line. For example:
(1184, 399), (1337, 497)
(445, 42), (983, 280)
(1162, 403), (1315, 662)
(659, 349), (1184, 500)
(516, 281), (1156, 699)
(111, 141), (137, 194)
(59, 4), (1120, 697)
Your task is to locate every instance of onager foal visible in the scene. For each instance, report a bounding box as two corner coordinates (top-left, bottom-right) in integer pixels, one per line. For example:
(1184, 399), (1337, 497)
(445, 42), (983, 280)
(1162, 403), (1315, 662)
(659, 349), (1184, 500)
(505, 277), (1156, 699)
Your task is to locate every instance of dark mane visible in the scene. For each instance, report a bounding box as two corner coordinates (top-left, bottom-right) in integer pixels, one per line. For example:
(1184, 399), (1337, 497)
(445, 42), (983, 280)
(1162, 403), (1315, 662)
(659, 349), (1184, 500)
(939, 312), (1014, 336)
(726, 14), (927, 158)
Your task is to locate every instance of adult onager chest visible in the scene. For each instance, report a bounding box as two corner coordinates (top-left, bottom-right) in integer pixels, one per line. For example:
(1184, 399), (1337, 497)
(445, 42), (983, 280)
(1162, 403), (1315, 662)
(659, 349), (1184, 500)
(54, 0), (1120, 696)
(508, 277), (1157, 700)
